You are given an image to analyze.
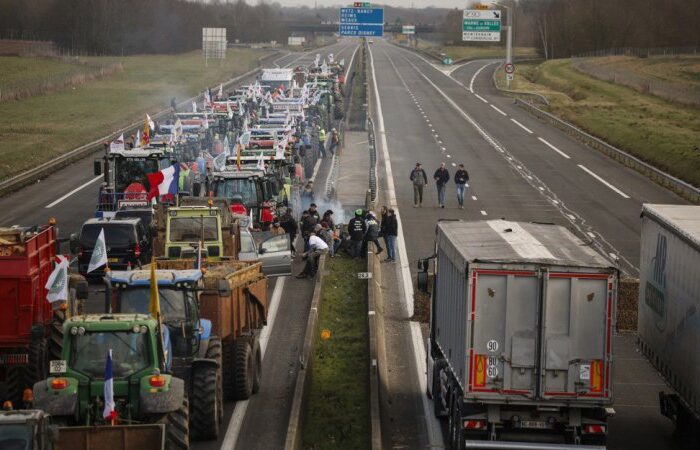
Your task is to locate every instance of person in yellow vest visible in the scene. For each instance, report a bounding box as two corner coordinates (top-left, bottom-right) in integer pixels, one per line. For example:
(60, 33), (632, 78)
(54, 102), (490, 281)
(178, 163), (191, 194)
(318, 127), (327, 158)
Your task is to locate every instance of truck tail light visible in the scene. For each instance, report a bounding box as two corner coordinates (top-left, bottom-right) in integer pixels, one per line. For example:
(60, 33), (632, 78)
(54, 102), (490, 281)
(51, 378), (68, 390)
(464, 420), (486, 429)
(583, 424), (606, 434)
(474, 354), (487, 388)
(590, 360), (603, 393)
(134, 242), (141, 258)
(149, 375), (166, 387)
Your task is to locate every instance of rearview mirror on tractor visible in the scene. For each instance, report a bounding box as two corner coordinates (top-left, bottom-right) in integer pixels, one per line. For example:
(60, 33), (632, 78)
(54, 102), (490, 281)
(75, 281), (89, 300)
(69, 233), (79, 254)
(93, 160), (102, 176)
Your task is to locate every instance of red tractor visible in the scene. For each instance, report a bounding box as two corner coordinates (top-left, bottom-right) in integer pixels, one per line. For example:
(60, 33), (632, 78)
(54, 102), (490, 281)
(0, 222), (87, 405)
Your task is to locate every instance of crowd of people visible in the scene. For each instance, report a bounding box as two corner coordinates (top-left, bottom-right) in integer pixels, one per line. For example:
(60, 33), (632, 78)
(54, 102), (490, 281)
(410, 161), (470, 209)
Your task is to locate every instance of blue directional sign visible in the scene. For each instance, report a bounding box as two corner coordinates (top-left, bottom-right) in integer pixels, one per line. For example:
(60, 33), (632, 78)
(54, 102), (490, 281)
(339, 7), (384, 37)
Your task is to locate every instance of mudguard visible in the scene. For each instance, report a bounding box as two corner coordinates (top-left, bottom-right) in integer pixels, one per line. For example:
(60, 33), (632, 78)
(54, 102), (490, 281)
(32, 379), (78, 417)
(139, 376), (185, 414)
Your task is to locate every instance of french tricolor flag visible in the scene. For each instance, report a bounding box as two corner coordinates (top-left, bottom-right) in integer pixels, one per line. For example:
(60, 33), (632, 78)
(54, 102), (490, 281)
(103, 349), (117, 424)
(147, 164), (180, 201)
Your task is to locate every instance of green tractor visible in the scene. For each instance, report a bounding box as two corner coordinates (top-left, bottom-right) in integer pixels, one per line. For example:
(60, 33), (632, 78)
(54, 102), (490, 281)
(32, 314), (190, 450)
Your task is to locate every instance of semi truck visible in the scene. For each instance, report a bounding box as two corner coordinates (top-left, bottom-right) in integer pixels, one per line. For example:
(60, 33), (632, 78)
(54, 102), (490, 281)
(0, 224), (88, 405)
(419, 220), (618, 448)
(636, 204), (700, 444)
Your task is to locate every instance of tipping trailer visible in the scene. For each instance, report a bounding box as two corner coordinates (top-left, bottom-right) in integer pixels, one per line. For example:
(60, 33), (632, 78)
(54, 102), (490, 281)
(419, 220), (618, 449)
(636, 204), (700, 443)
(0, 224), (88, 405)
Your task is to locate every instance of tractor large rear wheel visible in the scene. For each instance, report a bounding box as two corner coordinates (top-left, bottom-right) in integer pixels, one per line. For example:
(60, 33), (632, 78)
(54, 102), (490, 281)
(251, 337), (262, 394)
(233, 338), (253, 400)
(159, 396), (190, 450)
(190, 337), (222, 440)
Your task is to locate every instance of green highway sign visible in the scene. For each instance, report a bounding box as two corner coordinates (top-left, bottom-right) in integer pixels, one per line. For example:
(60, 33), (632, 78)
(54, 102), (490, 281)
(462, 9), (501, 42)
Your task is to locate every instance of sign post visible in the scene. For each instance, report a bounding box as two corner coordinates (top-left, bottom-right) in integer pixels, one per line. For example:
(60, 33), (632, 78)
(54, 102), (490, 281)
(339, 5), (384, 37)
(462, 9), (501, 42)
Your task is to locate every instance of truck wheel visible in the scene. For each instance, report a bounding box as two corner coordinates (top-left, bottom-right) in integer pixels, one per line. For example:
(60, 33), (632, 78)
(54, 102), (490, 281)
(160, 396), (190, 450)
(233, 339), (253, 400)
(251, 338), (262, 394)
(432, 359), (448, 418)
(190, 364), (220, 440)
(222, 339), (235, 401)
(204, 337), (224, 425)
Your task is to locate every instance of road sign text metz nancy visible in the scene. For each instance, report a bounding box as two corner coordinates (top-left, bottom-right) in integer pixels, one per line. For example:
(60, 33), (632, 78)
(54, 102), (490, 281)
(339, 7), (384, 37)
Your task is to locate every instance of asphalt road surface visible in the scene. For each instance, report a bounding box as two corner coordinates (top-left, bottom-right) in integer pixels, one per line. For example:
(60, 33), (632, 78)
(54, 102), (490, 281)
(368, 40), (685, 450)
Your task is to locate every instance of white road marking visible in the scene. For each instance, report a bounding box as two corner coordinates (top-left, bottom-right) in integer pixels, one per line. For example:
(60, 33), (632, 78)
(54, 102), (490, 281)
(588, 232), (597, 239)
(451, 162), (457, 167)
(469, 62), (492, 93)
(481, 210), (488, 216)
(490, 104), (507, 116)
(538, 137), (571, 159)
(578, 164), (631, 199)
(510, 118), (533, 134)
(474, 93), (488, 103)
(371, 44), (445, 449)
(221, 276), (287, 449)
(472, 196), (478, 200)
(567, 213), (576, 221)
(45, 175), (103, 208)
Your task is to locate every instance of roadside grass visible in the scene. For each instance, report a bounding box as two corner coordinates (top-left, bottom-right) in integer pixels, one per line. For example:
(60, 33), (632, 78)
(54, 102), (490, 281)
(417, 39), (538, 61)
(588, 55), (700, 87)
(0, 56), (109, 95)
(494, 59), (700, 187)
(0, 49), (268, 181)
(303, 255), (369, 450)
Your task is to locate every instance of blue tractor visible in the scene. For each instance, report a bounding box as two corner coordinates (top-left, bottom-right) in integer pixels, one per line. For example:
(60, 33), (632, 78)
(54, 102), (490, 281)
(105, 269), (223, 441)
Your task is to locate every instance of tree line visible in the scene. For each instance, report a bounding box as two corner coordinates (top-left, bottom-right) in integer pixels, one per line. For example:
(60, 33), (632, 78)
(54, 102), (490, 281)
(443, 0), (700, 59)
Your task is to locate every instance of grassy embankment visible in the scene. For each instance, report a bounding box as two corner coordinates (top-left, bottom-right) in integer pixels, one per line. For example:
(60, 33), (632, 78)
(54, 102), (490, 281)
(494, 58), (700, 188)
(415, 39), (538, 61)
(0, 49), (268, 181)
(303, 255), (369, 450)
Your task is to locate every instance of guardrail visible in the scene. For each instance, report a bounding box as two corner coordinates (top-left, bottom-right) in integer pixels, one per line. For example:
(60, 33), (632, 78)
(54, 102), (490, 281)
(490, 60), (550, 106)
(0, 50), (283, 198)
(367, 117), (378, 202)
(515, 99), (700, 203)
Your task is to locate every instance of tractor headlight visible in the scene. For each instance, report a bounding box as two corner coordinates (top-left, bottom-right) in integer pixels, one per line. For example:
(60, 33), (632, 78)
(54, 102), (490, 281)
(70, 327), (78, 335)
(77, 327), (86, 336)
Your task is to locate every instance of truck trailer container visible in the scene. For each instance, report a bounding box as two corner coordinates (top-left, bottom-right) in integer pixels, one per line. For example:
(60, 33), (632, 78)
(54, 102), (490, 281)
(636, 204), (700, 442)
(420, 220), (618, 448)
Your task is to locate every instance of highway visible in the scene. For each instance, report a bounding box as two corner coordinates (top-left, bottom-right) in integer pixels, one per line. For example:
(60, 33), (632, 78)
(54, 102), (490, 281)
(367, 40), (685, 449)
(0, 40), (357, 450)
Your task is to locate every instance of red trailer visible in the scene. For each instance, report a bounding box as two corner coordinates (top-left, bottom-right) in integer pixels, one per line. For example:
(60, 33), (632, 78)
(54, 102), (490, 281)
(0, 224), (85, 405)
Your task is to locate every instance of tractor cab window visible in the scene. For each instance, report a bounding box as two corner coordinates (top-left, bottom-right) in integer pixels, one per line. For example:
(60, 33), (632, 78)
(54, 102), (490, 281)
(114, 158), (160, 193)
(117, 288), (188, 323)
(70, 331), (150, 379)
(0, 424), (31, 450)
(169, 217), (218, 242)
(214, 178), (260, 206)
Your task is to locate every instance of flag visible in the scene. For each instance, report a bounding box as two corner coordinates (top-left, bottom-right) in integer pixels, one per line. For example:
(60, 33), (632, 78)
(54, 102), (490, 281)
(173, 119), (183, 140)
(235, 143), (242, 171)
(223, 135), (230, 155)
(238, 131), (251, 147)
(45, 255), (69, 303)
(213, 152), (226, 171)
(147, 165), (180, 201)
(149, 257), (160, 319)
(146, 114), (155, 131)
(192, 101), (197, 113)
(217, 84), (223, 99)
(110, 133), (125, 152)
(227, 101), (233, 119)
(204, 89), (211, 106)
(141, 116), (150, 146)
(103, 349), (117, 423)
(256, 151), (265, 171)
(203, 111), (209, 130)
(87, 228), (108, 273)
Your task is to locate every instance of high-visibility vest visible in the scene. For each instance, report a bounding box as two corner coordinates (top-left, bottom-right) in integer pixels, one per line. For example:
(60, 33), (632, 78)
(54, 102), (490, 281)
(319, 129), (326, 142)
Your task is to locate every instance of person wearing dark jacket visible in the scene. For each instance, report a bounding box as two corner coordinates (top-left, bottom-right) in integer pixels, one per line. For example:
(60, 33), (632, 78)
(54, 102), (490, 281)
(347, 209), (367, 258)
(363, 212), (383, 255)
(434, 162), (450, 208)
(379, 206), (388, 250)
(383, 208), (398, 262)
(409, 163), (428, 207)
(279, 209), (299, 256)
(300, 211), (317, 252)
(454, 163), (470, 209)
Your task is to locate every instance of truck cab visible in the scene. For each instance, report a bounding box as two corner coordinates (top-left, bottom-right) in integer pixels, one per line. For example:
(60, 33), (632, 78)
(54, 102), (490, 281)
(162, 206), (227, 261)
(212, 170), (266, 219)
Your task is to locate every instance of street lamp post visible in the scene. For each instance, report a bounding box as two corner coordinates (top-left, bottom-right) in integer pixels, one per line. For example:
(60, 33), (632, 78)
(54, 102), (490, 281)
(492, 2), (513, 88)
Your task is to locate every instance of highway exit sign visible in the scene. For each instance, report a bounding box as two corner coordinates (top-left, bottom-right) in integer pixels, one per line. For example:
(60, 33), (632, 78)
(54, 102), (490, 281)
(340, 7), (384, 37)
(463, 9), (501, 42)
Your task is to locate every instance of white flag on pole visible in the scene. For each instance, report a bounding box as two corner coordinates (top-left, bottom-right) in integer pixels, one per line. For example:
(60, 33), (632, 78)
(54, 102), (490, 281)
(87, 228), (108, 273)
(256, 151), (265, 171)
(135, 130), (141, 148)
(192, 101), (197, 113)
(218, 84), (223, 99)
(146, 114), (155, 131)
(110, 133), (125, 153)
(45, 255), (69, 303)
(227, 101), (233, 119)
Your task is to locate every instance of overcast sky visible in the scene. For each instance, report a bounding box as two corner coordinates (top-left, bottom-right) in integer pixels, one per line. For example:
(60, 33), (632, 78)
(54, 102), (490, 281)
(272, 0), (465, 8)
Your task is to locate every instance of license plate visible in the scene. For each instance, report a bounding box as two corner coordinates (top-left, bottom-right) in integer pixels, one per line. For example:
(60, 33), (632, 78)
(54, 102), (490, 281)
(108, 258), (119, 263)
(519, 420), (552, 429)
(50, 360), (67, 374)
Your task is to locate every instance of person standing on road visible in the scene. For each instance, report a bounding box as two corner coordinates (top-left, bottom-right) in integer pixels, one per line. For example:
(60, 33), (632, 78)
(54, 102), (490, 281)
(434, 162), (450, 208)
(383, 208), (398, 262)
(329, 128), (339, 155)
(348, 209), (367, 259)
(454, 163), (470, 209)
(410, 163), (428, 207)
(379, 206), (388, 250)
(318, 126), (326, 158)
(279, 208), (298, 257)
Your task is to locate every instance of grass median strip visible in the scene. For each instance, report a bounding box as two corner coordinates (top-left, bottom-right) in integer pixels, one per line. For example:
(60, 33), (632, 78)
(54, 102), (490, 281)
(495, 59), (700, 188)
(302, 255), (369, 450)
(0, 48), (267, 181)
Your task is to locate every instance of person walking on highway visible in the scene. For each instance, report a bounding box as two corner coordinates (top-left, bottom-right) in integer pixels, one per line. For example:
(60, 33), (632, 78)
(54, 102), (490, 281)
(348, 209), (367, 259)
(454, 163), (470, 209)
(279, 208), (298, 257)
(329, 128), (339, 155)
(434, 162), (450, 208)
(318, 126), (327, 158)
(383, 208), (398, 263)
(410, 163), (428, 207)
